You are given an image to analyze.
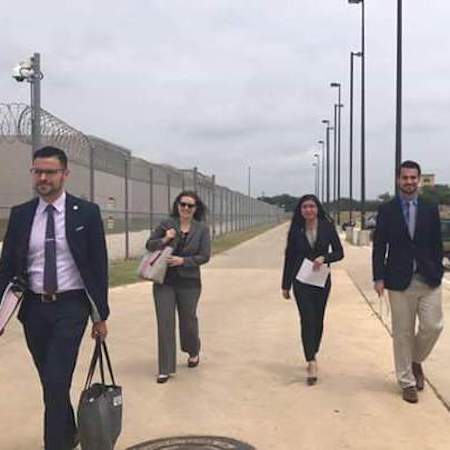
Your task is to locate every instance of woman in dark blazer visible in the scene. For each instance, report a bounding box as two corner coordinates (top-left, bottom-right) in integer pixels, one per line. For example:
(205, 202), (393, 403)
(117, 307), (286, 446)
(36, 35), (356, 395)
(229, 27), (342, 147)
(146, 191), (211, 383)
(281, 194), (343, 385)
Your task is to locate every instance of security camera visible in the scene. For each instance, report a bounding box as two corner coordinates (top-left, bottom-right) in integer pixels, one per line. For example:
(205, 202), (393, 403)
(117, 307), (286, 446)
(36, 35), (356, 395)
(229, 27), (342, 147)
(12, 65), (26, 82)
(12, 61), (33, 82)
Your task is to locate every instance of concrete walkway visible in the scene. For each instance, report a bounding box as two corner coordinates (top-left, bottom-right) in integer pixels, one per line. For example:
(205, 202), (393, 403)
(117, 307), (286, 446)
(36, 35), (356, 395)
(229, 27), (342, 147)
(1, 223), (450, 449)
(342, 238), (450, 410)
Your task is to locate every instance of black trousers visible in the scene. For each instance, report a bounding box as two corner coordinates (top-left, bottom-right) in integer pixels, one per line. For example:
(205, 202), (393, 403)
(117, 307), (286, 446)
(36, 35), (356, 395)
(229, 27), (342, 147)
(293, 279), (331, 362)
(22, 291), (89, 450)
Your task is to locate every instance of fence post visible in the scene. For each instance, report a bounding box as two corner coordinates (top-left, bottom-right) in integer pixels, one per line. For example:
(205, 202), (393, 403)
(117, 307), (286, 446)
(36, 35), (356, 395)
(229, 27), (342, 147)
(149, 167), (154, 232)
(89, 142), (95, 202)
(225, 189), (229, 234)
(235, 193), (238, 231)
(219, 187), (223, 236)
(193, 167), (198, 193)
(124, 157), (130, 260)
(167, 173), (171, 215)
(211, 175), (216, 240)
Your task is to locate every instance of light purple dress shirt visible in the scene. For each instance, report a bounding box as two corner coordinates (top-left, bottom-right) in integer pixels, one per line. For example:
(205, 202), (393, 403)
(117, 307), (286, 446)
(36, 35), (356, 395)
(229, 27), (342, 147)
(28, 191), (84, 294)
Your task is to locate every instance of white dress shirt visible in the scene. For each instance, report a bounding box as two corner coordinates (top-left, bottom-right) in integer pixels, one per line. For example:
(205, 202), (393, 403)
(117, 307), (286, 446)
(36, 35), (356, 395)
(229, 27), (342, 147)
(28, 191), (84, 293)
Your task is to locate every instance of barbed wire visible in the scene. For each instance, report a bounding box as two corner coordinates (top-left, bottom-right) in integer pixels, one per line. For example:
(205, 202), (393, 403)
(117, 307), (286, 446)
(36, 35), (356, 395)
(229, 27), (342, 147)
(0, 102), (90, 165)
(0, 103), (282, 214)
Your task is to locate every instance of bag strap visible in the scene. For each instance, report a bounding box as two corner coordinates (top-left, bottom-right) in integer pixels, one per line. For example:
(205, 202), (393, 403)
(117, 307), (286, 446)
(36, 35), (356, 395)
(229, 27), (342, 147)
(83, 339), (101, 390)
(83, 339), (117, 389)
(101, 341), (117, 386)
(98, 338), (106, 385)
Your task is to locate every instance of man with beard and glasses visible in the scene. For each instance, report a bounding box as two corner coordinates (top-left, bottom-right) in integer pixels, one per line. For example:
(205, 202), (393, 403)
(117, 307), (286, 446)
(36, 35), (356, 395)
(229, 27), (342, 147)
(372, 160), (444, 404)
(0, 146), (109, 449)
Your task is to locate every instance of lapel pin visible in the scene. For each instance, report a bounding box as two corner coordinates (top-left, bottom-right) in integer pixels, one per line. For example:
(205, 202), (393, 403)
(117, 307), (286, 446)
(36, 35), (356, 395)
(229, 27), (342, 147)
(73, 205), (79, 210)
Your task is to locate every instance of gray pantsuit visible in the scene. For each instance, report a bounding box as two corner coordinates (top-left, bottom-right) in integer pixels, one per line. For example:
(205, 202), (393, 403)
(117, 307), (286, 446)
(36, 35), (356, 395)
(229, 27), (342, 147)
(146, 217), (211, 375)
(153, 283), (201, 374)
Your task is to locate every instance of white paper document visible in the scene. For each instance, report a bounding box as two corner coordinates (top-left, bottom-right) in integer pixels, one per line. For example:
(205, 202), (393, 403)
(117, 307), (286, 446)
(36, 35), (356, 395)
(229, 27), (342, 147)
(295, 258), (330, 288)
(0, 283), (21, 332)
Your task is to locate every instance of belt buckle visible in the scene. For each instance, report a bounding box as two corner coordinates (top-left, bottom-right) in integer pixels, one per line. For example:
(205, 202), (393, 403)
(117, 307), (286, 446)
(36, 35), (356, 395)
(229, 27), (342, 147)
(41, 293), (57, 303)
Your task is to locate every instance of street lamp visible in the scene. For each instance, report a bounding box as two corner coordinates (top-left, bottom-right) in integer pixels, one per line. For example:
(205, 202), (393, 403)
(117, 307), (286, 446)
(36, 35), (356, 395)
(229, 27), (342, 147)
(313, 153), (320, 198)
(321, 119), (334, 211)
(312, 162), (318, 196)
(333, 104), (338, 210)
(317, 140), (325, 203)
(12, 52), (44, 156)
(395, 0), (402, 194)
(349, 51), (362, 225)
(348, 0), (366, 229)
(331, 82), (343, 225)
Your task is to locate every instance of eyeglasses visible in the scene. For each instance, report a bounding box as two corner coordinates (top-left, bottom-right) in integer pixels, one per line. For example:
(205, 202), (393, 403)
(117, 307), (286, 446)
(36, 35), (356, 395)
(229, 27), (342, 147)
(30, 168), (65, 176)
(178, 201), (196, 209)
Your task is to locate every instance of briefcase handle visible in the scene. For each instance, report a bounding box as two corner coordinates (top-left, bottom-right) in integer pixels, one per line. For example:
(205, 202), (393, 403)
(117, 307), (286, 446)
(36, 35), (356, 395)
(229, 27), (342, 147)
(84, 338), (117, 390)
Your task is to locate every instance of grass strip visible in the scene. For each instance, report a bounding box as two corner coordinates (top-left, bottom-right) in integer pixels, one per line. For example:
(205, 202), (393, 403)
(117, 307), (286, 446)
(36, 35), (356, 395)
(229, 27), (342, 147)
(109, 223), (279, 287)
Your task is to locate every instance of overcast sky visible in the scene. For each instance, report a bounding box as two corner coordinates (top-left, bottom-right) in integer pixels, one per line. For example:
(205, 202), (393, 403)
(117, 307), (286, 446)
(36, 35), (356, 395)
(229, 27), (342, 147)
(1, 1), (449, 198)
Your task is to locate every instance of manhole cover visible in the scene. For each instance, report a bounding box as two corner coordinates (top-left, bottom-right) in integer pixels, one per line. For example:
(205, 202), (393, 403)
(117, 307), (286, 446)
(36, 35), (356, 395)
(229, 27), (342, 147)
(127, 435), (256, 450)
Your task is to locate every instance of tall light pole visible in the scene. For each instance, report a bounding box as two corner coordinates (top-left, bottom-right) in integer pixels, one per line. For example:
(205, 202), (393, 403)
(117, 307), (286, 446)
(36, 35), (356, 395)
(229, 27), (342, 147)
(331, 82), (343, 225)
(349, 51), (362, 225)
(395, 0), (402, 194)
(322, 119), (333, 211)
(12, 52), (44, 156)
(312, 162), (318, 196)
(348, 0), (366, 229)
(314, 153), (320, 198)
(318, 140), (325, 203)
(248, 166), (251, 198)
(333, 104), (338, 212)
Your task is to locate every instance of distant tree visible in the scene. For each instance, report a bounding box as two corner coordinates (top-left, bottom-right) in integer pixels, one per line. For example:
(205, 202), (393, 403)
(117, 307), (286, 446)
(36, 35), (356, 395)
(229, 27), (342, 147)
(421, 184), (450, 205)
(378, 192), (392, 203)
(258, 194), (299, 212)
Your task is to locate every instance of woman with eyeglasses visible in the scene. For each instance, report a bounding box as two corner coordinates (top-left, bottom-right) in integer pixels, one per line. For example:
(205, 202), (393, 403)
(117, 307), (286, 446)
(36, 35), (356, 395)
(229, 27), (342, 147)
(281, 195), (343, 385)
(146, 191), (211, 383)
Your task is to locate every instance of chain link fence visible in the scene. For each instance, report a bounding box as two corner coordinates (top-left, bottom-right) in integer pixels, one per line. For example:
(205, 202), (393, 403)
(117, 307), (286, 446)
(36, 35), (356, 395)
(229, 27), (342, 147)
(0, 103), (283, 259)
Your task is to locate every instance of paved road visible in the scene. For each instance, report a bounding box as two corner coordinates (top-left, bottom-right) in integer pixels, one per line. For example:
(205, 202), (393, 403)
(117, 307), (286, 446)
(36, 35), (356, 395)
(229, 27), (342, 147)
(1, 224), (450, 449)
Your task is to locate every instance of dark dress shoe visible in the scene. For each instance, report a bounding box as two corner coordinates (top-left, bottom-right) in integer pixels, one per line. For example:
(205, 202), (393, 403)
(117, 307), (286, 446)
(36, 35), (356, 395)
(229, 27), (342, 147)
(402, 386), (418, 403)
(412, 362), (424, 391)
(306, 376), (317, 386)
(188, 355), (200, 368)
(157, 374), (170, 384)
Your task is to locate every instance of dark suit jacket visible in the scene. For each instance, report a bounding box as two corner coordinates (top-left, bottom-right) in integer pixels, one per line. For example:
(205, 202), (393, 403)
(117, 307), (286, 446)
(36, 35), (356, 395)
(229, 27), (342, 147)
(0, 193), (109, 321)
(146, 218), (211, 280)
(372, 197), (443, 290)
(282, 219), (344, 290)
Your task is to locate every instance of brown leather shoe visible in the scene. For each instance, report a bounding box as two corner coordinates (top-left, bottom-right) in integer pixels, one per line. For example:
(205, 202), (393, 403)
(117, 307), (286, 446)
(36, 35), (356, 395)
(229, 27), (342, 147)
(412, 362), (424, 391)
(402, 386), (418, 403)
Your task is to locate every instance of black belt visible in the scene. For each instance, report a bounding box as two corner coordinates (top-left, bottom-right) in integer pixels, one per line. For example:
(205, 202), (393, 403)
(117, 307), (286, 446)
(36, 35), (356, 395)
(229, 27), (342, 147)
(27, 289), (85, 303)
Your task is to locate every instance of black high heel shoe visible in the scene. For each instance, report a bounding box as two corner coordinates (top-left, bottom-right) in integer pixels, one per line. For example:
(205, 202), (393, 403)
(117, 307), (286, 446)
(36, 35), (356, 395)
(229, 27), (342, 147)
(156, 374), (170, 383)
(187, 355), (200, 368)
(306, 361), (318, 386)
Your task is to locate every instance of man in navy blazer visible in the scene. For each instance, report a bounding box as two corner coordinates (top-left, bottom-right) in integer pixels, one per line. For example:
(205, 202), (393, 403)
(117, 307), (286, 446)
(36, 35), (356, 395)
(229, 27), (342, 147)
(372, 160), (443, 404)
(0, 146), (109, 450)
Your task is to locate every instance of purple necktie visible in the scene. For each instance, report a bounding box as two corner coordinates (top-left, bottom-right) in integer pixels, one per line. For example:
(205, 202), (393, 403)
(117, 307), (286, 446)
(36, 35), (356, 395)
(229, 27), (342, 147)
(43, 204), (58, 295)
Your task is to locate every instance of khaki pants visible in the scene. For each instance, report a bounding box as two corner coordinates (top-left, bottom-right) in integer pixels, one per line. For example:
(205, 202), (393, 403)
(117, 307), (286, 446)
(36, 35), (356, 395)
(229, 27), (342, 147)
(388, 275), (443, 388)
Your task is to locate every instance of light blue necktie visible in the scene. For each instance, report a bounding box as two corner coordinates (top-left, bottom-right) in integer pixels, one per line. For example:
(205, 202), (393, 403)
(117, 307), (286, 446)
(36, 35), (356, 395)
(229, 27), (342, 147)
(405, 201), (416, 238)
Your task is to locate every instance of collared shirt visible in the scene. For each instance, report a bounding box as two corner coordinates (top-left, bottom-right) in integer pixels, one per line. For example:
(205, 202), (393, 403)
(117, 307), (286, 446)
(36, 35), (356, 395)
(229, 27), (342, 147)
(28, 191), (84, 293)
